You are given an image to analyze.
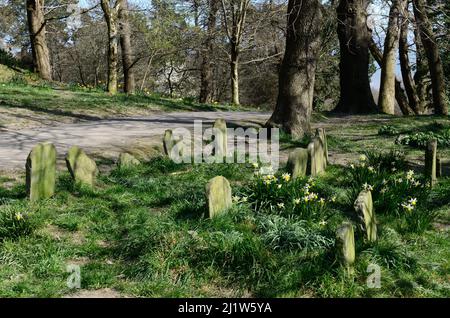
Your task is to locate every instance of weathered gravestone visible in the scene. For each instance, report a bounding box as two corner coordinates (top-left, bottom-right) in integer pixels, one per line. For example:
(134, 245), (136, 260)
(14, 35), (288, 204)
(65, 146), (98, 187)
(286, 148), (308, 179)
(425, 139), (437, 186)
(354, 190), (377, 242)
(336, 222), (355, 273)
(118, 153), (140, 168)
(437, 157), (450, 177)
(163, 130), (175, 156)
(307, 137), (326, 176)
(213, 119), (227, 157)
(315, 128), (328, 165)
(26, 142), (57, 201)
(205, 176), (232, 218)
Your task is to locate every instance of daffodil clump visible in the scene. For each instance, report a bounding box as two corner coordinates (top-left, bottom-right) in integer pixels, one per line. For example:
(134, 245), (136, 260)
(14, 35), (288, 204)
(346, 151), (432, 224)
(244, 170), (334, 223)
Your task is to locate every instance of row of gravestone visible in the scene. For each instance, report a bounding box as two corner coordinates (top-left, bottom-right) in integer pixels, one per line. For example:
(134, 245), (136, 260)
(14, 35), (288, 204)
(286, 128), (328, 179)
(26, 142), (141, 201)
(163, 118), (228, 158)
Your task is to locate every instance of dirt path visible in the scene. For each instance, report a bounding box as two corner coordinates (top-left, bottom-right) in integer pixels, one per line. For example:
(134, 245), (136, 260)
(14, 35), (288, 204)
(0, 111), (270, 171)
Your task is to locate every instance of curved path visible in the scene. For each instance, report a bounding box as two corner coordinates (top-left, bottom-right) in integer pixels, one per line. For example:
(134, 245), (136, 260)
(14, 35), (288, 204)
(0, 111), (270, 171)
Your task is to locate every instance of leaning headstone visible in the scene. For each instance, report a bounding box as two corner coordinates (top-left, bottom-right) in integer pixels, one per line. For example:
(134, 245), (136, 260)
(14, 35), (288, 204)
(213, 119), (227, 157)
(163, 129), (175, 156)
(425, 139), (437, 186)
(286, 148), (308, 179)
(205, 176), (232, 218)
(65, 146), (98, 187)
(26, 142), (57, 201)
(118, 153), (140, 168)
(307, 137), (326, 176)
(315, 128), (328, 165)
(336, 222), (355, 274)
(354, 190), (377, 242)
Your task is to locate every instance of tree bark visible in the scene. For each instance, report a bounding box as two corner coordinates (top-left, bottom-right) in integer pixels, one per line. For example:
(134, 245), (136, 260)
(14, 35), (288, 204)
(335, 0), (376, 113)
(101, 0), (120, 95)
(119, 0), (135, 94)
(399, 10), (421, 114)
(26, 0), (52, 80)
(266, 0), (323, 138)
(230, 42), (239, 106)
(199, 0), (219, 103)
(413, 0), (448, 115)
(379, 0), (405, 115)
(369, 36), (414, 115)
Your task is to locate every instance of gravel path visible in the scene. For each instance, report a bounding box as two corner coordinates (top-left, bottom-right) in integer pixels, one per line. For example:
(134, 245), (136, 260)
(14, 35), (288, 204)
(0, 111), (270, 171)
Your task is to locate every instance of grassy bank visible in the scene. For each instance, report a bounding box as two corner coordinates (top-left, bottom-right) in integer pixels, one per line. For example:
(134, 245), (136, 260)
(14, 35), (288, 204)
(0, 153), (448, 297)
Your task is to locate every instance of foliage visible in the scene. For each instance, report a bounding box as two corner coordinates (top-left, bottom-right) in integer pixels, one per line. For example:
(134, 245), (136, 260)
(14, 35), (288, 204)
(0, 201), (36, 241)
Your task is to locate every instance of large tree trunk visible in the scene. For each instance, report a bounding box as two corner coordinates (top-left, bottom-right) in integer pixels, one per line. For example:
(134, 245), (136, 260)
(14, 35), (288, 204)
(199, 0), (219, 103)
(369, 37), (414, 115)
(379, 0), (405, 115)
(119, 0), (135, 94)
(26, 0), (52, 80)
(266, 0), (322, 138)
(413, 0), (448, 115)
(101, 0), (120, 95)
(399, 9), (420, 114)
(230, 42), (240, 106)
(335, 0), (376, 113)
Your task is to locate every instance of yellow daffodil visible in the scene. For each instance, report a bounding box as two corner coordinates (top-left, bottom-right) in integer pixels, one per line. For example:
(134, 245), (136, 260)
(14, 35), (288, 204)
(282, 173), (291, 182)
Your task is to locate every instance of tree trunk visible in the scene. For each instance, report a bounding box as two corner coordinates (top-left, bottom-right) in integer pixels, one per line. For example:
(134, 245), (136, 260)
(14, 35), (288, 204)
(119, 0), (135, 94)
(230, 43), (240, 106)
(101, 0), (120, 95)
(335, 0), (376, 113)
(26, 0), (52, 80)
(266, 0), (323, 138)
(369, 37), (414, 115)
(413, 0), (448, 115)
(399, 10), (420, 114)
(379, 0), (405, 115)
(413, 26), (430, 113)
(199, 0), (219, 104)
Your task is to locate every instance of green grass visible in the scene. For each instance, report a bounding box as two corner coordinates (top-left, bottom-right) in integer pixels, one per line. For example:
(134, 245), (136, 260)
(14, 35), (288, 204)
(0, 82), (252, 129)
(0, 154), (448, 298)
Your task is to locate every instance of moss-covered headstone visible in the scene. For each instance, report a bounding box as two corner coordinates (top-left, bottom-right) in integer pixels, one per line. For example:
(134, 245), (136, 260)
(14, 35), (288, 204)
(307, 137), (326, 176)
(205, 176), (232, 218)
(425, 139), (437, 186)
(65, 146), (98, 187)
(118, 153), (140, 168)
(336, 222), (355, 273)
(354, 190), (377, 242)
(286, 148), (308, 179)
(26, 142), (57, 201)
(315, 128), (328, 165)
(213, 119), (227, 157)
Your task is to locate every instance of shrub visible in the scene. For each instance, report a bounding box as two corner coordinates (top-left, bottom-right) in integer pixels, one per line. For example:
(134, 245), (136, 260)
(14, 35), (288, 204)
(395, 130), (450, 149)
(378, 125), (399, 136)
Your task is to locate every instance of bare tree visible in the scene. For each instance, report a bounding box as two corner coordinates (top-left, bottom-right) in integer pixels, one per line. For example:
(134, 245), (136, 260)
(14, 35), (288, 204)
(266, 0), (323, 138)
(26, 0), (52, 80)
(412, 0), (448, 115)
(399, 4), (421, 114)
(220, 0), (251, 105)
(119, 0), (135, 94)
(100, 0), (121, 94)
(378, 0), (407, 115)
(335, 0), (376, 113)
(199, 0), (220, 103)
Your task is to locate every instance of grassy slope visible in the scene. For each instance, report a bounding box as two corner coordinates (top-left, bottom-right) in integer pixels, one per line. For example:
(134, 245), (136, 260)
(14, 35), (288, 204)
(0, 83), (252, 129)
(0, 155), (448, 297)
